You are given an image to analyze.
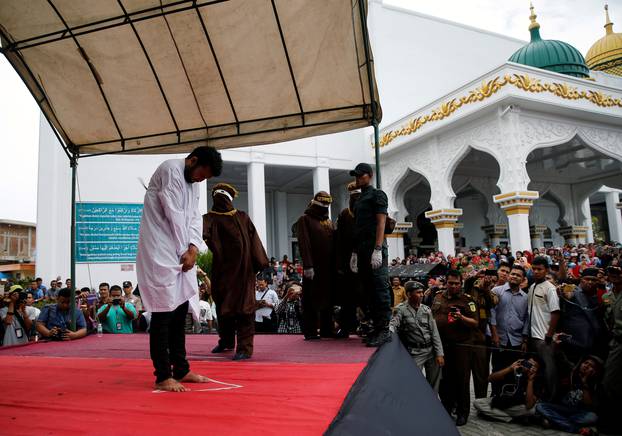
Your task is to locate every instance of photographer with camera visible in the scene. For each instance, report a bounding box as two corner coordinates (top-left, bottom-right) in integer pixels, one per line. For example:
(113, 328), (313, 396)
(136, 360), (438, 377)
(97, 285), (137, 334)
(0, 286), (32, 347)
(275, 283), (303, 334)
(536, 355), (602, 434)
(473, 357), (541, 423)
(36, 288), (87, 341)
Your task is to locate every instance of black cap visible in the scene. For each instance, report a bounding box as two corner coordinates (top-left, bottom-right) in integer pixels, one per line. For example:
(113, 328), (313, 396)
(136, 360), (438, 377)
(349, 163), (373, 177)
(123, 281), (132, 288)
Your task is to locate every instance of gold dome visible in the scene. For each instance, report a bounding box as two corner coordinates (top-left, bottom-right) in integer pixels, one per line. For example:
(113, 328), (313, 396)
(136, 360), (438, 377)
(586, 5), (622, 76)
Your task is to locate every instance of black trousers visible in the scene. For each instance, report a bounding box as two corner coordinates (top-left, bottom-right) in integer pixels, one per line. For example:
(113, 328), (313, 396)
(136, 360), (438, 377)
(149, 301), (190, 383)
(439, 342), (472, 418)
(357, 244), (391, 329)
(218, 313), (255, 355)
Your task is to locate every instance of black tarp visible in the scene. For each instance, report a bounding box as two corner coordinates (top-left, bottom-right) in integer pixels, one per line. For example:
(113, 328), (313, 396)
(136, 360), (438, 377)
(325, 333), (458, 436)
(388, 263), (445, 280)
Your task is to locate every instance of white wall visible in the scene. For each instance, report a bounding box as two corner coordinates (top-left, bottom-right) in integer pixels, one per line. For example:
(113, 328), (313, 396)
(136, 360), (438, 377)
(369, 1), (525, 126)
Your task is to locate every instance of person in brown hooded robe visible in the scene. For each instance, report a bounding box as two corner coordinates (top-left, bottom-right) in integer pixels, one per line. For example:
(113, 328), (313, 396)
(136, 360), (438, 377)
(335, 182), (363, 338)
(203, 183), (268, 361)
(295, 191), (335, 340)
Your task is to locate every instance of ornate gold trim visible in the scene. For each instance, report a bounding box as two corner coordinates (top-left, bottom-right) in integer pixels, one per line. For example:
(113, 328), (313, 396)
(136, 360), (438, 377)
(378, 73), (622, 148)
(208, 209), (238, 216)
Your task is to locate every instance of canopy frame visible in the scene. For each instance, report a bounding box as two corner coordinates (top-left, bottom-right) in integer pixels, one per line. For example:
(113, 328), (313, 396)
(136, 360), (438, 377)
(0, 0), (383, 328)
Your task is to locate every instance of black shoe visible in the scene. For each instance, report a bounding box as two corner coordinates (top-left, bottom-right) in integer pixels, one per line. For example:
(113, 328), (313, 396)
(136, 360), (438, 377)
(366, 329), (392, 347)
(304, 334), (321, 341)
(455, 415), (468, 426)
(334, 329), (350, 339)
(211, 344), (233, 353)
(232, 352), (251, 361)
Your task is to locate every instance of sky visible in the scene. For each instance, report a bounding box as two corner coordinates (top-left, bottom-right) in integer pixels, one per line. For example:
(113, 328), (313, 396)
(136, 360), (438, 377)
(0, 0), (618, 223)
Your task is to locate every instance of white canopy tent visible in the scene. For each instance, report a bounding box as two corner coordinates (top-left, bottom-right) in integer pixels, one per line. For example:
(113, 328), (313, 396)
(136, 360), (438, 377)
(0, 0), (382, 327)
(0, 0), (381, 156)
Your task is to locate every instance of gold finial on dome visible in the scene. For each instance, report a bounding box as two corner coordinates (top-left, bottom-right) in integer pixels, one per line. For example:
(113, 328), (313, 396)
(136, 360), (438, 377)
(529, 2), (540, 31)
(605, 4), (614, 35)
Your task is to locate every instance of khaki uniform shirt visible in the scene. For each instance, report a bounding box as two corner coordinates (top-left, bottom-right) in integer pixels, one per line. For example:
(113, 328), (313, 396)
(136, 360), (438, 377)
(432, 291), (478, 344)
(390, 302), (444, 357)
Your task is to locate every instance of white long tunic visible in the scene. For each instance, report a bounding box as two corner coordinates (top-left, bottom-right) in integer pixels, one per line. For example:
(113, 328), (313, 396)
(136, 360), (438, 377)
(136, 159), (207, 315)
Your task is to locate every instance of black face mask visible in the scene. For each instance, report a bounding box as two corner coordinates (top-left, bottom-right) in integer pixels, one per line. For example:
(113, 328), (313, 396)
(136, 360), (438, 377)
(305, 203), (329, 220)
(212, 193), (234, 213)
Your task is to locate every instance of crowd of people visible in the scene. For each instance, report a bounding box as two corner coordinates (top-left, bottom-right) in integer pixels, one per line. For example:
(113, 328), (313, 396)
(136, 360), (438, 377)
(389, 243), (621, 434)
(1, 242), (621, 433)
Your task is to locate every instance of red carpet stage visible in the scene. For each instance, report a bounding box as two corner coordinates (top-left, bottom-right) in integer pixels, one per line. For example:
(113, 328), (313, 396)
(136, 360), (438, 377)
(0, 334), (458, 435)
(0, 335), (371, 435)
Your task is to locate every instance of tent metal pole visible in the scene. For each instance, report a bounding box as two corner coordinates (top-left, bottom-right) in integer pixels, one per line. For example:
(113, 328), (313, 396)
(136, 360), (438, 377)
(357, 0), (381, 189)
(373, 122), (381, 189)
(69, 153), (78, 330)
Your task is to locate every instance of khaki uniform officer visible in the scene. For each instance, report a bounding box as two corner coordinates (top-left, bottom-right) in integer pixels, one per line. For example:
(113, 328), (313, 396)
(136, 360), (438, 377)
(390, 281), (444, 392)
(432, 270), (479, 427)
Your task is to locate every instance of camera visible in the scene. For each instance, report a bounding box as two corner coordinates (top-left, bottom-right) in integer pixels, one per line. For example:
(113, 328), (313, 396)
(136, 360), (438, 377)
(449, 306), (459, 314)
(112, 298), (121, 305)
(50, 328), (67, 341)
(521, 360), (533, 370)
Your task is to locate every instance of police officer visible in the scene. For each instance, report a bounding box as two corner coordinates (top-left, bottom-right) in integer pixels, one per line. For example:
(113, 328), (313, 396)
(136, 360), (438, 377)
(432, 270), (479, 427)
(390, 281), (444, 392)
(335, 182), (362, 338)
(349, 163), (392, 348)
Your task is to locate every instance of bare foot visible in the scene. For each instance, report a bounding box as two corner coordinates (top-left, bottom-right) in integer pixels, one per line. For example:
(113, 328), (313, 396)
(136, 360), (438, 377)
(155, 378), (187, 392)
(177, 371), (210, 383)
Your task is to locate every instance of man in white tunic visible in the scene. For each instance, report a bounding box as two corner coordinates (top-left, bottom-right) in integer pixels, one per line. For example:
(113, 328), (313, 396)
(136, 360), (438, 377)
(137, 146), (222, 392)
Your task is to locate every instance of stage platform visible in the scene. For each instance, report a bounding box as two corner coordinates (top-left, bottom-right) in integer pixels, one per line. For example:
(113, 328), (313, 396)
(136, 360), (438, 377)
(0, 335), (372, 435)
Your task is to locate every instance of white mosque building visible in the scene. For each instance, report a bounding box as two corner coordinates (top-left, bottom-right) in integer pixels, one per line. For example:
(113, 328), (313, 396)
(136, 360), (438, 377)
(36, 1), (622, 287)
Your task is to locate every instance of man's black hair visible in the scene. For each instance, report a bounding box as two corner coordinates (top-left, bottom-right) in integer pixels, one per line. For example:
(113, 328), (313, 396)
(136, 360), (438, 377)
(110, 285), (122, 293)
(58, 288), (71, 299)
(446, 269), (462, 281)
(80, 287), (91, 293)
(36, 277), (42, 282)
(510, 264), (526, 276)
(532, 256), (550, 269)
(498, 261), (511, 270)
(99, 282), (110, 289)
(187, 146), (223, 176)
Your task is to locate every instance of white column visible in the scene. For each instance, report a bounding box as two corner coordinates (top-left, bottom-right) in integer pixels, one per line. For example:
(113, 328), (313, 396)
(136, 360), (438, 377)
(312, 166), (330, 194)
(424, 209), (463, 257)
(494, 191), (539, 253)
(507, 213), (532, 252)
(436, 226), (456, 257)
(274, 191), (289, 258)
(605, 191), (622, 243)
(247, 161), (267, 249)
(581, 198), (595, 243)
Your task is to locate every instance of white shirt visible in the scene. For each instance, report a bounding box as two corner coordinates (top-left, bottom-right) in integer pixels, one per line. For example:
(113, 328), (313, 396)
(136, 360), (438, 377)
(25, 306), (40, 321)
(198, 300), (213, 323)
(136, 159), (207, 317)
(526, 280), (560, 340)
(255, 288), (279, 322)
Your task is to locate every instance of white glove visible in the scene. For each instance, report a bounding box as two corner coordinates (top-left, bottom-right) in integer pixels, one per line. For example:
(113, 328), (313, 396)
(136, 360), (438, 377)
(371, 248), (383, 270)
(349, 253), (358, 273)
(303, 268), (315, 280)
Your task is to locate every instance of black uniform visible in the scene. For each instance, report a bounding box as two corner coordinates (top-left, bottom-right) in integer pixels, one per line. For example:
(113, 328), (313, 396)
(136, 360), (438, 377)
(352, 185), (391, 333)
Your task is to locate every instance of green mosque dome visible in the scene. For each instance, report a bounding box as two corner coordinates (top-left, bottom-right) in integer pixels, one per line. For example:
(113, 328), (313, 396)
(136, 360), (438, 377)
(509, 4), (590, 78)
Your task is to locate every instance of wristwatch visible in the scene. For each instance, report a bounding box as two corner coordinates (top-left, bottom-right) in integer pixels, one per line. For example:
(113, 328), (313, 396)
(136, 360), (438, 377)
(374, 245), (382, 250)
(6, 311), (14, 315)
